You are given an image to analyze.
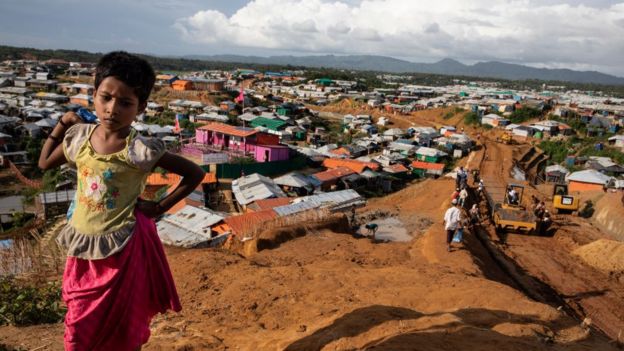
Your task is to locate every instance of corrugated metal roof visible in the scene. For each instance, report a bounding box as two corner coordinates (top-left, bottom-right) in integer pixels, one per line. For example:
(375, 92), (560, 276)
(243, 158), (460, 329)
(232, 173), (286, 205)
(415, 147), (447, 157)
(223, 209), (277, 235)
(566, 169), (612, 184)
(545, 165), (569, 174)
(248, 197), (293, 212)
(38, 190), (76, 204)
(156, 205), (225, 248)
(0, 196), (25, 214)
(273, 189), (365, 217)
(250, 117), (286, 130)
(273, 172), (315, 188)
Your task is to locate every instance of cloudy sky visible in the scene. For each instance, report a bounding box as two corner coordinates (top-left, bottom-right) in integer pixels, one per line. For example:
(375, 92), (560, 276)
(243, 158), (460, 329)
(1, 0), (624, 76)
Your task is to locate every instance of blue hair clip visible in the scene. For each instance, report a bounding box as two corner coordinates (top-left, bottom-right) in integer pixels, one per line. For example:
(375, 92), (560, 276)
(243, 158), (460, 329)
(76, 108), (97, 123)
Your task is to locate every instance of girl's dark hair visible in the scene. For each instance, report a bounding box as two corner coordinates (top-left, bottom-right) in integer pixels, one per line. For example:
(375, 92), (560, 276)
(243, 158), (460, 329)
(94, 51), (155, 104)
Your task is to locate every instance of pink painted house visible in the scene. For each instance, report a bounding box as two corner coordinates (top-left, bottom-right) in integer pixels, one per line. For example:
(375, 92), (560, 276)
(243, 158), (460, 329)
(195, 122), (290, 162)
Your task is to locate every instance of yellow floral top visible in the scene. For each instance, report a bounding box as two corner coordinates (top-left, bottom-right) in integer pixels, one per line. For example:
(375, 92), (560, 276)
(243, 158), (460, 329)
(57, 124), (165, 259)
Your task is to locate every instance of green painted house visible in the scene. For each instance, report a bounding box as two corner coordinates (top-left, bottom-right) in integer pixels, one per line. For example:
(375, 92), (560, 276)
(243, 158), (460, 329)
(415, 147), (448, 163)
(250, 117), (287, 131)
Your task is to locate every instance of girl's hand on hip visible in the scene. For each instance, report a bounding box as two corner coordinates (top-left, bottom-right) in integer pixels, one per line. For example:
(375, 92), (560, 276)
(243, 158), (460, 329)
(136, 199), (163, 218)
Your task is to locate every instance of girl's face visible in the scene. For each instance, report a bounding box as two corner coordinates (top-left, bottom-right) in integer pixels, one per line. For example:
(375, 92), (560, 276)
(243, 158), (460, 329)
(93, 76), (146, 133)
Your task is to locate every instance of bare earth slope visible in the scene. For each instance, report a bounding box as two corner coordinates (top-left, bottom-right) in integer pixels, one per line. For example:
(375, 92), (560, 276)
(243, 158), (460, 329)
(1, 176), (619, 350)
(1, 109), (622, 350)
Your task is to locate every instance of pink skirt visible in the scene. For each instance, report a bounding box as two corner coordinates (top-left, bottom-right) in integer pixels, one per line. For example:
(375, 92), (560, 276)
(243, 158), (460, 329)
(62, 210), (181, 351)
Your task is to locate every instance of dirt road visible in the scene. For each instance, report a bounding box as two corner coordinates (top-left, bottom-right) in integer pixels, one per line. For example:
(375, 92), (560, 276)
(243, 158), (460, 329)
(477, 137), (624, 341)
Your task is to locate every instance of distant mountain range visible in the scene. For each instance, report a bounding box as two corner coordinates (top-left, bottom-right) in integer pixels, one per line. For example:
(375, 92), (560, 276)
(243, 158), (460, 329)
(185, 54), (624, 86)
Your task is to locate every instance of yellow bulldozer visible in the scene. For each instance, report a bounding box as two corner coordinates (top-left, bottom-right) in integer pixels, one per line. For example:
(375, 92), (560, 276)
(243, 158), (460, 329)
(495, 131), (514, 145)
(552, 183), (579, 214)
(490, 184), (538, 233)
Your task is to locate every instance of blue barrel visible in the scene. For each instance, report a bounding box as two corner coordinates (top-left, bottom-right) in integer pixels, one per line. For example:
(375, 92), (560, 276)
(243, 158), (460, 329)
(565, 156), (575, 167)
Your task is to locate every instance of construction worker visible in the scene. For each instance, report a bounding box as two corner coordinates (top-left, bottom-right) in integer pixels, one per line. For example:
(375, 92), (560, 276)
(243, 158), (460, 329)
(539, 210), (552, 235)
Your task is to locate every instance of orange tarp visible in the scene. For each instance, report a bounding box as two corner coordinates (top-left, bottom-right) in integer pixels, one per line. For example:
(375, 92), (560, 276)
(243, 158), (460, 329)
(202, 172), (217, 184)
(147, 172), (216, 186)
(411, 161), (445, 171)
(147, 173), (181, 186)
(322, 158), (380, 174)
(313, 167), (355, 182)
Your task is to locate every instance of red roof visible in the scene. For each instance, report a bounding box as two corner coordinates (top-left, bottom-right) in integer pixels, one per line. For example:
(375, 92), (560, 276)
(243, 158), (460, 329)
(411, 161), (445, 171)
(224, 209), (278, 236)
(322, 158), (380, 174)
(248, 197), (292, 212)
(385, 163), (409, 173)
(313, 166), (355, 182)
(197, 122), (258, 138)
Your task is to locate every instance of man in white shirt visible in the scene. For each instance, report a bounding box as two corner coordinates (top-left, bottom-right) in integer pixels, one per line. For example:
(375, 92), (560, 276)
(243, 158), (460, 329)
(459, 188), (469, 207)
(508, 188), (518, 205)
(444, 199), (462, 252)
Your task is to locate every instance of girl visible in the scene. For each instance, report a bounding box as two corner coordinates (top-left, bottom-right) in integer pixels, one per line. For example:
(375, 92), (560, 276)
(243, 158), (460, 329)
(39, 51), (205, 350)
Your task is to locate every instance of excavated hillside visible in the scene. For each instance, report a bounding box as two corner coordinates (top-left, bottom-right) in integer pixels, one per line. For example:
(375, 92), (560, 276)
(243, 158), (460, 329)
(1, 108), (623, 350)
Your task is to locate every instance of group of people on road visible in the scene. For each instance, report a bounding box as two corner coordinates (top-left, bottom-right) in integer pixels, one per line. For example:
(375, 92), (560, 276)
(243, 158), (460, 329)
(444, 167), (485, 252)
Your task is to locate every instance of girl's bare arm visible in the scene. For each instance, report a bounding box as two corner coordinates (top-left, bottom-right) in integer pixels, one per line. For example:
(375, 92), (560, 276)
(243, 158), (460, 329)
(38, 112), (81, 170)
(137, 152), (205, 217)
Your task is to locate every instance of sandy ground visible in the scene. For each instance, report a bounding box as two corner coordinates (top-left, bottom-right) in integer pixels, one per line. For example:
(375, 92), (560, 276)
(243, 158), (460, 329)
(1, 108), (623, 350)
(1, 175), (619, 350)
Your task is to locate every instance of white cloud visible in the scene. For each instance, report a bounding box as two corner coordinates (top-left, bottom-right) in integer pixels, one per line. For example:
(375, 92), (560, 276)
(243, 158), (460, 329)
(174, 0), (624, 75)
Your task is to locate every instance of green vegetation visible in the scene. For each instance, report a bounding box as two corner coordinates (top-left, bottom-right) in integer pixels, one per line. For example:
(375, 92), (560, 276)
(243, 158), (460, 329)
(443, 111), (455, 119)
(20, 187), (39, 205)
(549, 113), (587, 135)
(539, 139), (575, 164)
(463, 112), (480, 126)
(540, 134), (624, 166)
(508, 107), (542, 124)
(579, 144), (624, 164)
(41, 169), (60, 192)
(0, 276), (65, 326)
(443, 107), (467, 120)
(179, 119), (199, 132)
(144, 109), (176, 126)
